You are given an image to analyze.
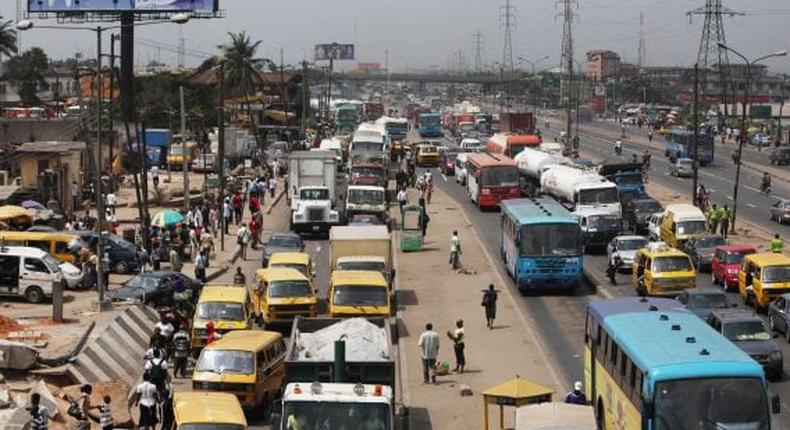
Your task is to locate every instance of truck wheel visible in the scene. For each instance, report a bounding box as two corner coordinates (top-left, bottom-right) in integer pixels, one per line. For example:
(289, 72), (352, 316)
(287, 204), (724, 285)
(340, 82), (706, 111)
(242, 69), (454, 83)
(25, 286), (45, 304)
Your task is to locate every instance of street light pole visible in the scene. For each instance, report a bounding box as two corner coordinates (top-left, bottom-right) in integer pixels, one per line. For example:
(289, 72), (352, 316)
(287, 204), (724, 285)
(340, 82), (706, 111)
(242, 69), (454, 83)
(94, 26), (108, 307)
(718, 43), (787, 230)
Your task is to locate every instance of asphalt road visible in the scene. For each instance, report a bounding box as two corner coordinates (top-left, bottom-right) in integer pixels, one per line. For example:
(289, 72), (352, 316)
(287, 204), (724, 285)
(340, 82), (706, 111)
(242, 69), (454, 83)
(423, 127), (790, 427)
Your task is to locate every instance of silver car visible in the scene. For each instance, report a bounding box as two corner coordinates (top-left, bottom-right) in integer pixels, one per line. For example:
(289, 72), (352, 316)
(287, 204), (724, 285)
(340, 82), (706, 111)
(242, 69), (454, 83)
(606, 235), (649, 272)
(770, 199), (790, 225)
(670, 158), (694, 178)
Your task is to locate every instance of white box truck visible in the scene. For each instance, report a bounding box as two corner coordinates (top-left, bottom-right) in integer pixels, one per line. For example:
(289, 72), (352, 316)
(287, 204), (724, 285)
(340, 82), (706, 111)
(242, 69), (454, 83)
(288, 151), (340, 235)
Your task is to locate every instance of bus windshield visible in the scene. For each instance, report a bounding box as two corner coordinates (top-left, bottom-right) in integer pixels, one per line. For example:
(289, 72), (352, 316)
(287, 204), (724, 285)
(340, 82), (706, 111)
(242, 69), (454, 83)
(333, 285), (388, 306)
(386, 122), (408, 134)
(520, 224), (581, 256)
(653, 377), (769, 430)
(337, 261), (387, 274)
(282, 402), (391, 430)
(480, 166), (519, 187)
(349, 189), (385, 205)
(652, 256), (693, 272)
(196, 350), (254, 374)
(352, 142), (384, 152)
(578, 187), (619, 205)
(300, 188), (329, 200)
(676, 220), (707, 235)
(196, 302), (246, 321)
(421, 116), (440, 126)
(269, 280), (313, 298)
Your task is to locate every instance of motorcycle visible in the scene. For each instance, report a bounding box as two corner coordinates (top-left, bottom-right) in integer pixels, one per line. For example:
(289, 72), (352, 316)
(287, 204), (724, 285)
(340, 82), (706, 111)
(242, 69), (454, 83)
(615, 141), (623, 155)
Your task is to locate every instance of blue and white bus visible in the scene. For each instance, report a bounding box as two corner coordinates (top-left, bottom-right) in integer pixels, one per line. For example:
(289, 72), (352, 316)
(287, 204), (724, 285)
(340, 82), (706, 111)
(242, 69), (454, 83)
(500, 197), (583, 292)
(585, 297), (778, 429)
(418, 113), (442, 138)
(663, 129), (715, 166)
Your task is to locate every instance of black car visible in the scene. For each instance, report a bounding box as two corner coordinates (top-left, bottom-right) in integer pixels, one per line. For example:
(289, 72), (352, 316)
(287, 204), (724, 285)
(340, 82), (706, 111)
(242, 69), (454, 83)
(770, 147), (790, 165)
(111, 271), (200, 307)
(681, 234), (726, 272)
(708, 309), (783, 380)
(262, 233), (305, 267)
(623, 198), (663, 232)
(768, 293), (790, 342)
(74, 231), (140, 274)
(676, 287), (732, 321)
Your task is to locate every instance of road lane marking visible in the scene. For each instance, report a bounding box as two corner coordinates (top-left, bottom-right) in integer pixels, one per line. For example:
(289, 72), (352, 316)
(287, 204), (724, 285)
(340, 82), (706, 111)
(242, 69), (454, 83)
(726, 195), (733, 200)
(745, 186), (760, 193)
(441, 174), (448, 182)
(747, 203), (756, 208)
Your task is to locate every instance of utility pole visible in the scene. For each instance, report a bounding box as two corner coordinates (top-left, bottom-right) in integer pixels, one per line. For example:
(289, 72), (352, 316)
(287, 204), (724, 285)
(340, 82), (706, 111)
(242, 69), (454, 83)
(108, 34), (118, 185)
(474, 31), (484, 74)
(281, 48), (290, 128)
(637, 11), (646, 68)
(301, 60), (309, 132)
(692, 64), (700, 206)
(180, 85), (189, 212)
(385, 49), (390, 99)
(500, 0), (516, 108)
(94, 26), (107, 309)
(15, 0), (22, 52)
(217, 61), (226, 251)
(559, 0), (577, 153)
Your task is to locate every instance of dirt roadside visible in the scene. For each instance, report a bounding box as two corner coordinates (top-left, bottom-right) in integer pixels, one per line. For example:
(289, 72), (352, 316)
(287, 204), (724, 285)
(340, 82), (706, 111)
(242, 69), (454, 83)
(393, 186), (565, 429)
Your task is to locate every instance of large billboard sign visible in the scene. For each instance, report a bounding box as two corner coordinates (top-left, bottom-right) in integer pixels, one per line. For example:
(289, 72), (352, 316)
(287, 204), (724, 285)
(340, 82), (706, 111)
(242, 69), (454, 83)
(314, 44), (354, 61)
(28, 0), (218, 13)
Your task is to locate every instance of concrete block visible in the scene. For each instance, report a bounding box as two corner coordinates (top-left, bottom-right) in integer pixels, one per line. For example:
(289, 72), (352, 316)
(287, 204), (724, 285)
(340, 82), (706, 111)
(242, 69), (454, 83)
(0, 389), (10, 408)
(31, 380), (59, 419)
(459, 384), (473, 396)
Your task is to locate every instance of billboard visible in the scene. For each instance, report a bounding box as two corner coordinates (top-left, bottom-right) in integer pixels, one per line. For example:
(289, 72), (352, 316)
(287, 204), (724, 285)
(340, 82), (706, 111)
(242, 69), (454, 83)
(314, 44), (354, 61)
(28, 0), (218, 13)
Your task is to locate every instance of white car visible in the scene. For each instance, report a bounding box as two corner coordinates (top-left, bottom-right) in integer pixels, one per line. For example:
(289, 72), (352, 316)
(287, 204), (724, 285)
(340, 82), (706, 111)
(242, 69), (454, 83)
(647, 212), (664, 241)
(606, 235), (649, 272)
(460, 138), (483, 151)
(454, 153), (469, 185)
(60, 262), (84, 289)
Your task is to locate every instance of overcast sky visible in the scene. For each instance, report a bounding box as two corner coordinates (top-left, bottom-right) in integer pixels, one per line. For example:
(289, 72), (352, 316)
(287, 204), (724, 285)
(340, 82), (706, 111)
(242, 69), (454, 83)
(3, 0), (790, 73)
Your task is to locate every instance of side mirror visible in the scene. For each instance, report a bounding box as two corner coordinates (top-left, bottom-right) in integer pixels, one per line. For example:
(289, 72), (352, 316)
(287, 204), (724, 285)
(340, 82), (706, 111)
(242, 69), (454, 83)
(772, 395), (781, 414)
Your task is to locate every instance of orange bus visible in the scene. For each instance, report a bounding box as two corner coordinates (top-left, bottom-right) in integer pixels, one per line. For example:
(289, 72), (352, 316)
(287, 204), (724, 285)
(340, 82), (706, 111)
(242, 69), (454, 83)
(485, 133), (541, 158)
(465, 153), (520, 209)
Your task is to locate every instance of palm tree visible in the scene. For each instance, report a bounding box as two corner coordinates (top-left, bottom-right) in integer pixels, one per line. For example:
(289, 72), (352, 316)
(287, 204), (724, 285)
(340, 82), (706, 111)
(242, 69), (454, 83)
(0, 16), (18, 59)
(219, 31), (262, 121)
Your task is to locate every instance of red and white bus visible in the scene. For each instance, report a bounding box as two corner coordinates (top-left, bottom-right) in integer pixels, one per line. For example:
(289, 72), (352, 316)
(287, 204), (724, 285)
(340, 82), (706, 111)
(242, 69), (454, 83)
(465, 153), (521, 209)
(485, 133), (541, 158)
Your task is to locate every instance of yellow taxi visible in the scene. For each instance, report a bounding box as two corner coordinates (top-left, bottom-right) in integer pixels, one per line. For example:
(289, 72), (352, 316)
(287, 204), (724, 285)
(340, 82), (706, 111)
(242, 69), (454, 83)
(268, 252), (315, 282)
(191, 286), (254, 350)
(659, 203), (707, 248)
(738, 253), (790, 308)
(192, 330), (286, 409)
(253, 268), (318, 325)
(0, 231), (86, 264)
(328, 270), (391, 317)
(632, 242), (696, 296)
(173, 391), (247, 430)
(415, 143), (440, 166)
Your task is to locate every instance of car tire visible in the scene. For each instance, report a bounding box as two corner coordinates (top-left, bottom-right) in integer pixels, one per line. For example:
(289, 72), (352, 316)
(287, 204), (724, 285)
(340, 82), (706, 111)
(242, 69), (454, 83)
(25, 286), (44, 304)
(114, 261), (130, 274)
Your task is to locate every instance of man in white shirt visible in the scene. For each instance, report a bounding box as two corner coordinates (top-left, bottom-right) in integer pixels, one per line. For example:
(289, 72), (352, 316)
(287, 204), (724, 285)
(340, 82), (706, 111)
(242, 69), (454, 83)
(150, 165), (160, 188)
(418, 323), (440, 384)
(133, 373), (160, 430)
(105, 192), (117, 214)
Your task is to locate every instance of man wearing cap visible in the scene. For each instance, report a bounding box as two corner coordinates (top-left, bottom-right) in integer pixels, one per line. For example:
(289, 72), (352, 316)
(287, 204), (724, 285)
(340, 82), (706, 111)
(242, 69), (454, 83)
(565, 381), (587, 405)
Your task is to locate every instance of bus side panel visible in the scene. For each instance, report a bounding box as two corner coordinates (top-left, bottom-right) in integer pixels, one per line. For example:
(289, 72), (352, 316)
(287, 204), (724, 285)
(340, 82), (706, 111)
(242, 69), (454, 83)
(594, 360), (642, 430)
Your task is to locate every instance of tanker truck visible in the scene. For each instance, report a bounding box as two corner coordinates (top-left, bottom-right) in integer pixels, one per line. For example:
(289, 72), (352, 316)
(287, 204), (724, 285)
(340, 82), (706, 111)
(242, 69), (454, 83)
(539, 165), (621, 216)
(514, 147), (572, 196)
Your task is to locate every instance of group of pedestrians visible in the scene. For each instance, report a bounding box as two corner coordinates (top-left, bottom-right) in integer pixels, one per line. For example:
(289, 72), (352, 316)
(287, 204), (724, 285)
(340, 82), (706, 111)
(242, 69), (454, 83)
(706, 203), (732, 238)
(417, 284), (498, 384)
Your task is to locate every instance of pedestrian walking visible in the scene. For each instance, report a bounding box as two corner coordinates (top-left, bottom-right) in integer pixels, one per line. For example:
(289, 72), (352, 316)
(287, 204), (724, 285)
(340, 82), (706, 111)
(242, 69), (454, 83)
(397, 188), (407, 213)
(28, 393), (48, 430)
(169, 247), (182, 272)
(222, 198), (232, 234)
(419, 209), (430, 237)
(145, 348), (169, 395)
(250, 217), (261, 249)
(771, 234), (784, 253)
(482, 284), (498, 329)
(133, 373), (160, 430)
(564, 381), (588, 405)
(194, 252), (207, 283)
(447, 319), (465, 373)
(418, 323), (440, 384)
(74, 384), (94, 430)
(137, 247), (148, 274)
(234, 267), (247, 286)
(200, 229), (214, 262)
(151, 165), (160, 189)
(209, 206), (218, 233)
(269, 175), (277, 198)
(231, 191), (243, 225)
(719, 205), (731, 238)
(236, 223), (250, 260)
(449, 231), (462, 270)
(99, 395), (113, 430)
(72, 180), (80, 212)
(160, 379), (175, 430)
(707, 204), (719, 234)
(172, 325), (190, 378)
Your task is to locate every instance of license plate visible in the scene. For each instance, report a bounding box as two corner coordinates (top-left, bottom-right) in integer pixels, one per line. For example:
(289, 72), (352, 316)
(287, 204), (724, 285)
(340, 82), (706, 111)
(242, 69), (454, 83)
(312, 226), (320, 231)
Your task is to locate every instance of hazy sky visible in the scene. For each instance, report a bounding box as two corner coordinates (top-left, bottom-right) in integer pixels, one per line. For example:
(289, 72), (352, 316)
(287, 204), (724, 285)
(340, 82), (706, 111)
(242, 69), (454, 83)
(3, 0), (790, 73)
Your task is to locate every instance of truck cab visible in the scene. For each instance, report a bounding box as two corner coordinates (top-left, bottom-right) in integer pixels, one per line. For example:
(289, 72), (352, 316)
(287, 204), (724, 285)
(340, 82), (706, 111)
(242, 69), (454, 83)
(291, 186), (340, 236)
(346, 185), (388, 227)
(280, 382), (393, 430)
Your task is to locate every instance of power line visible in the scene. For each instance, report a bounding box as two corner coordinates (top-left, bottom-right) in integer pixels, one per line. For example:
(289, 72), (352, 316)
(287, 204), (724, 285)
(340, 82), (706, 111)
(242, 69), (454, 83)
(500, 0), (516, 75)
(688, 0), (743, 88)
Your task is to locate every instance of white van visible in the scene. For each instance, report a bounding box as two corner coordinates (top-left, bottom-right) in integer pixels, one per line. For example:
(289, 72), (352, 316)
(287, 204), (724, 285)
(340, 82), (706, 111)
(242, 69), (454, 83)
(0, 246), (64, 303)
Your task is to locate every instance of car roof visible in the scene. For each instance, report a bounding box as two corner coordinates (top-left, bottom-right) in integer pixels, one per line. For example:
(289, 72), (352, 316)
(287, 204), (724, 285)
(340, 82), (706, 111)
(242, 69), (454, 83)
(173, 392), (246, 426)
(204, 330), (282, 352)
(744, 252), (790, 267)
(710, 308), (762, 323)
(715, 244), (756, 253)
(255, 268), (309, 282)
(0, 246), (49, 258)
(269, 252), (311, 265)
(331, 270), (387, 285)
(198, 285), (249, 303)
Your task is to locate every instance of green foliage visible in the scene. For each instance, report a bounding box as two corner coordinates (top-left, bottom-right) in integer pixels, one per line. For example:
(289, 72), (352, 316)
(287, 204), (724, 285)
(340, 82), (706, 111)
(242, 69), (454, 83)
(136, 72), (217, 130)
(0, 16), (17, 58)
(219, 31), (262, 109)
(5, 47), (49, 105)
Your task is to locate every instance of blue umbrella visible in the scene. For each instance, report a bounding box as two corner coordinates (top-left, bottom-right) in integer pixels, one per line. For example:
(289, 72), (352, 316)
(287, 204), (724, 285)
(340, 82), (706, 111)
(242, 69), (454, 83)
(151, 209), (185, 228)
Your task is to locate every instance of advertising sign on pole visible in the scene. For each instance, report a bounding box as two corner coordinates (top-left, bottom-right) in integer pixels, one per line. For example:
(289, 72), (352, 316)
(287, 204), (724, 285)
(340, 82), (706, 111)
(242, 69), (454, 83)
(314, 44), (355, 61)
(28, 0), (218, 13)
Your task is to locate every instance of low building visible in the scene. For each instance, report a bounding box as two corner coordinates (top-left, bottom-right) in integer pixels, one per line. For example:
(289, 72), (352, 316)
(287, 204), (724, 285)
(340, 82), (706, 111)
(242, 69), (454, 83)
(585, 50), (621, 81)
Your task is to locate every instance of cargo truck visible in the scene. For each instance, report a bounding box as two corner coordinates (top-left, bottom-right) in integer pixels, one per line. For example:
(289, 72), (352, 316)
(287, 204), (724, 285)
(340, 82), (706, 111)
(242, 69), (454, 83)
(540, 165), (621, 216)
(597, 158), (647, 202)
(499, 112), (535, 134)
(287, 151), (340, 235)
(330, 226), (394, 288)
(279, 317), (401, 430)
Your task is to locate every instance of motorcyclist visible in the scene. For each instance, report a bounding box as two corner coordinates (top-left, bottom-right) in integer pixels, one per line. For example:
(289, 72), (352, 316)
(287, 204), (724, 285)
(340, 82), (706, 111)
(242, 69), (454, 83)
(762, 173), (772, 194)
(615, 140), (623, 154)
(642, 150), (651, 169)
